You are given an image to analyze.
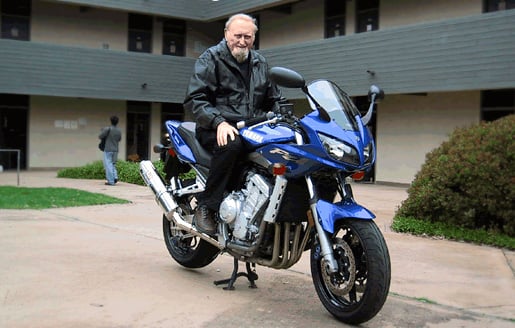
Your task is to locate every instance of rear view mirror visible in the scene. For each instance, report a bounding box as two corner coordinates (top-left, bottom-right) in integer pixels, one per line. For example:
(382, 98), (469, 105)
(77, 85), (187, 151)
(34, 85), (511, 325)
(368, 85), (384, 103)
(362, 85), (384, 125)
(269, 67), (306, 89)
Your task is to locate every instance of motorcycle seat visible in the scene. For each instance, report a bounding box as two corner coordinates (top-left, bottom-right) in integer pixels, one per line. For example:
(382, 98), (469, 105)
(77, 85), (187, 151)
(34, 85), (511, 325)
(178, 122), (212, 168)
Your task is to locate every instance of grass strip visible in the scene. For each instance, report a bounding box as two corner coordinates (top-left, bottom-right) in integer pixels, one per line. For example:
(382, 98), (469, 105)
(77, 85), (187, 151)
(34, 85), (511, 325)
(392, 216), (515, 250)
(0, 186), (129, 209)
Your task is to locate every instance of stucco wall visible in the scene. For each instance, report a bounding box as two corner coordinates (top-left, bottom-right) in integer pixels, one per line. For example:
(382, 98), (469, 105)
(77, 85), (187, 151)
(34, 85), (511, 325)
(259, 0), (324, 49)
(375, 91), (480, 184)
(257, 0), (484, 49)
(31, 1), (128, 51)
(29, 96), (126, 168)
(380, 0), (483, 29)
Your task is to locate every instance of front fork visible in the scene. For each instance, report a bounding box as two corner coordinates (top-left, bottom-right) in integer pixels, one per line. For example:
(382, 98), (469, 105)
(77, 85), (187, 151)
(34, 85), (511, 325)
(305, 175), (339, 274)
(291, 127), (339, 274)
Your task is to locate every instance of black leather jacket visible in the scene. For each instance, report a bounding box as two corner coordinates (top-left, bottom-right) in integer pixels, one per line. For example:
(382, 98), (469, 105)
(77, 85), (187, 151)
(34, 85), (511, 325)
(184, 39), (282, 131)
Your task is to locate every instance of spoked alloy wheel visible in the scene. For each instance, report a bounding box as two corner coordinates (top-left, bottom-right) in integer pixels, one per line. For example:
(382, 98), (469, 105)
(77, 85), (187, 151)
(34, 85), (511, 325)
(163, 196), (220, 268)
(310, 219), (391, 325)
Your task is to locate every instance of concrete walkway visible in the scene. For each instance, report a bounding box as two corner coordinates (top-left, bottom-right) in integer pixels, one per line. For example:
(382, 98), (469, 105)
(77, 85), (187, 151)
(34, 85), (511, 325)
(1, 170), (514, 327)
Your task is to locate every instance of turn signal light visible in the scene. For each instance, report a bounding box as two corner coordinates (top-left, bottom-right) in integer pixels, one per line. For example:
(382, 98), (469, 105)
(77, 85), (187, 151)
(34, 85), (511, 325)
(272, 163), (287, 176)
(352, 171), (365, 181)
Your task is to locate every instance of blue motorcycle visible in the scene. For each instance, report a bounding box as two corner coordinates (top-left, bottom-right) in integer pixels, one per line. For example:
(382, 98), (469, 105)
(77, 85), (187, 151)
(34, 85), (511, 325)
(140, 67), (391, 324)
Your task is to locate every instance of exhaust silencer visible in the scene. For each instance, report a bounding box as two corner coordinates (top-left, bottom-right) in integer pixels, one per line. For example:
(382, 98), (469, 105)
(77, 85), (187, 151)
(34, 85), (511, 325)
(139, 160), (222, 249)
(139, 160), (178, 217)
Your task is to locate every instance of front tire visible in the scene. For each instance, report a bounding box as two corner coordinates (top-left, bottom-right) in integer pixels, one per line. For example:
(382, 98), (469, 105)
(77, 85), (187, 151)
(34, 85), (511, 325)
(163, 196), (220, 268)
(310, 219), (391, 325)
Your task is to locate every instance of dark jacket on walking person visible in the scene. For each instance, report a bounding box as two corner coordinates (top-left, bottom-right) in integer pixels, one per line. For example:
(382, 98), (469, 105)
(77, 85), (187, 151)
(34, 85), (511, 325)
(99, 116), (122, 185)
(99, 117), (122, 153)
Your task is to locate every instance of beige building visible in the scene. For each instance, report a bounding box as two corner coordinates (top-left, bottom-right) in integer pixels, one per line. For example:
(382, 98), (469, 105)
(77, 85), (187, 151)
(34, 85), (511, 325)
(0, 0), (513, 184)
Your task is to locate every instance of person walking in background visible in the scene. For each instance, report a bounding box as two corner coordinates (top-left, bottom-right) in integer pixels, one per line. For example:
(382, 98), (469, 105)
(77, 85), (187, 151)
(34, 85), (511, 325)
(99, 115), (122, 186)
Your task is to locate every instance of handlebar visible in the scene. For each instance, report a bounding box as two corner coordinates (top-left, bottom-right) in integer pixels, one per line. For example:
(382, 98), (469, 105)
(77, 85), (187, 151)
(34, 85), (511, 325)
(236, 100), (296, 129)
(236, 111), (276, 129)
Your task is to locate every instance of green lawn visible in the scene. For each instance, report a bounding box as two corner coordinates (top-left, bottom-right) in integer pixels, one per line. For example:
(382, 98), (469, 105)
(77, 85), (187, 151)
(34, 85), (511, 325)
(0, 186), (129, 209)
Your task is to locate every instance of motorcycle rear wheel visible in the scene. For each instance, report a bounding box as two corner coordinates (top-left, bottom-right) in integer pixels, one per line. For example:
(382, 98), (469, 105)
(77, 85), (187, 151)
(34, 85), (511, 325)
(162, 196), (220, 268)
(310, 219), (391, 325)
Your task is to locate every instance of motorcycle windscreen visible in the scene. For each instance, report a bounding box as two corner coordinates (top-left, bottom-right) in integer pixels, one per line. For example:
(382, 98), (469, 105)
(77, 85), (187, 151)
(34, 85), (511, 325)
(306, 80), (361, 131)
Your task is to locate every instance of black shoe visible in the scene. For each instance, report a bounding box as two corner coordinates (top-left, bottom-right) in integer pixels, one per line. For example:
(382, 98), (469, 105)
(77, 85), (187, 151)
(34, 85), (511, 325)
(114, 178), (118, 184)
(193, 205), (217, 235)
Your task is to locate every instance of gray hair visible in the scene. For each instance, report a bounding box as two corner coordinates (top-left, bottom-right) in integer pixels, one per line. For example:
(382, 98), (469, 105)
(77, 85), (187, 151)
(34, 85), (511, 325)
(225, 13), (258, 33)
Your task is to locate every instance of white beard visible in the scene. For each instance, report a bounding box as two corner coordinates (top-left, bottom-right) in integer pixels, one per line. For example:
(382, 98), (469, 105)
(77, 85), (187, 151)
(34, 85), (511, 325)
(232, 48), (249, 63)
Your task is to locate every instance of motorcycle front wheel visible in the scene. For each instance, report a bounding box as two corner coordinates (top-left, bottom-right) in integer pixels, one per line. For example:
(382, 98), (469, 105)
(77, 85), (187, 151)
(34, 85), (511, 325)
(162, 196), (220, 268)
(310, 219), (391, 325)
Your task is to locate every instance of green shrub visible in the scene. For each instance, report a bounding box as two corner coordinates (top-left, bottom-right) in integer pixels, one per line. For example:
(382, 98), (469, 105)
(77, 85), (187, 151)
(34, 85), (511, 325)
(395, 115), (514, 237)
(58, 160), (165, 186)
(57, 161), (105, 179)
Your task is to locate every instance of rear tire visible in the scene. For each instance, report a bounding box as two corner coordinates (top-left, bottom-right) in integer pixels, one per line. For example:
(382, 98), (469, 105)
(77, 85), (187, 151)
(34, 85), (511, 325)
(310, 219), (390, 325)
(163, 196), (220, 268)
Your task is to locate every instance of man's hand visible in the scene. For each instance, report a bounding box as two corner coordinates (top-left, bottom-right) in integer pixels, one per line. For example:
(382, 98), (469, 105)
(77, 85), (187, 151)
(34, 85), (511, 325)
(217, 121), (239, 146)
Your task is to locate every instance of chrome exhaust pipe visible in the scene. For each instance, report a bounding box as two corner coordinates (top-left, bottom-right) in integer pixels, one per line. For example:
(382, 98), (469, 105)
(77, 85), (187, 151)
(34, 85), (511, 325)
(139, 160), (222, 249)
(139, 160), (178, 217)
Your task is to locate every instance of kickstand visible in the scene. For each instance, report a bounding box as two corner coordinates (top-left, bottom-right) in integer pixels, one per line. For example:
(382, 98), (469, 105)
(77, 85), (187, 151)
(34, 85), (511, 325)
(214, 257), (258, 290)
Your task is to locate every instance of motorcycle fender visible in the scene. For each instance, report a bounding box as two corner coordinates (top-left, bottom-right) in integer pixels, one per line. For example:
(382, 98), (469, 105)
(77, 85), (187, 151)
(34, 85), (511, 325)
(316, 199), (375, 234)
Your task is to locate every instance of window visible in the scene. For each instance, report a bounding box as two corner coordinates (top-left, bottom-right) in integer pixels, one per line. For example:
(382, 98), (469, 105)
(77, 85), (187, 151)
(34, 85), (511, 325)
(1, 0), (31, 41)
(356, 0), (379, 33)
(481, 89), (515, 121)
(484, 0), (515, 12)
(325, 0), (346, 38)
(128, 14), (152, 53)
(162, 19), (185, 56)
(127, 101), (151, 161)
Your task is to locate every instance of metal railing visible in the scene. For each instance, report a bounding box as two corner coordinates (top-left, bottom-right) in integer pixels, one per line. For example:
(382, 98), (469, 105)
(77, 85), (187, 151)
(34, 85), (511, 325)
(0, 149), (21, 186)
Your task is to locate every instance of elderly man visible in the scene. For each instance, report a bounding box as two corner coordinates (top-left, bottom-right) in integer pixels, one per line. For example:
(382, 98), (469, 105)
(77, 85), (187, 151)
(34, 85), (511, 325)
(184, 13), (282, 235)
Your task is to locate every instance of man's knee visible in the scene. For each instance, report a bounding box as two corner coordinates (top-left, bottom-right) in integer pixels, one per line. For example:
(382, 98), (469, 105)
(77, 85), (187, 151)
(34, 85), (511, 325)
(216, 136), (243, 153)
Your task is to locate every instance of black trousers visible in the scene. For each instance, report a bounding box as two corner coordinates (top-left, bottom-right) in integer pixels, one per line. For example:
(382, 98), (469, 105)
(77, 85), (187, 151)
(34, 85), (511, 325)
(196, 128), (246, 211)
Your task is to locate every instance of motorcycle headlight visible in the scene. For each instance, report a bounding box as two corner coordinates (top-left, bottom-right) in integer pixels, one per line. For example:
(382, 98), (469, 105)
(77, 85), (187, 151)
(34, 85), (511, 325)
(318, 133), (360, 165)
(364, 143), (374, 165)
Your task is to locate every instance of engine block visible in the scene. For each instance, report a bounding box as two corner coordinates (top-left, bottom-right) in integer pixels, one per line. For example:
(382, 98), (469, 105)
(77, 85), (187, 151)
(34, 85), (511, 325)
(219, 172), (271, 241)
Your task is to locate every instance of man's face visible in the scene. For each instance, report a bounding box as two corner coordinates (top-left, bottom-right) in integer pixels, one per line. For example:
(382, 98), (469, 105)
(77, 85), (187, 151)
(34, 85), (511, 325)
(224, 18), (255, 63)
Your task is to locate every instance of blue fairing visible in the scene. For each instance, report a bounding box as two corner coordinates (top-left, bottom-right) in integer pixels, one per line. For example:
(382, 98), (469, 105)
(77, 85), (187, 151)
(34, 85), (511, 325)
(256, 143), (345, 177)
(240, 124), (295, 147)
(300, 112), (375, 169)
(316, 199), (375, 234)
(165, 120), (197, 163)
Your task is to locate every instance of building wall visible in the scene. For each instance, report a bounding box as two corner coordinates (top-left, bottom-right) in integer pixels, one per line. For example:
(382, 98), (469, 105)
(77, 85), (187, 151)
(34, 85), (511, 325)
(150, 103), (162, 162)
(46, 0), (294, 21)
(262, 10), (515, 98)
(29, 96), (126, 168)
(257, 0), (484, 50)
(259, 0), (324, 49)
(1, 0), (512, 185)
(31, 1), (128, 51)
(375, 91), (480, 183)
(185, 20), (225, 58)
(380, 0), (483, 28)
